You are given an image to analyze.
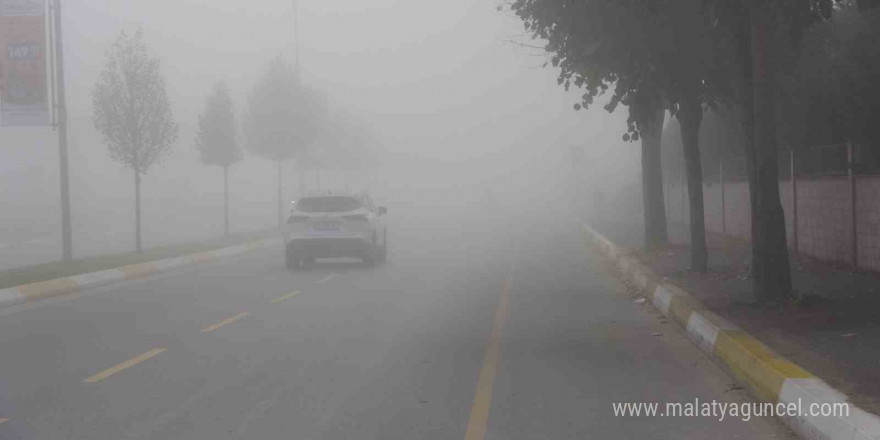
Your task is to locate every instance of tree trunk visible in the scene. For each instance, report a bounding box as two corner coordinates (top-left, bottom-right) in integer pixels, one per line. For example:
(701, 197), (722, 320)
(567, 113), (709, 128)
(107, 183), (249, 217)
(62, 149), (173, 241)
(745, 9), (791, 302)
(677, 95), (708, 272)
(223, 166), (229, 236)
(134, 169), (142, 253)
(642, 109), (668, 250)
(277, 161), (283, 227)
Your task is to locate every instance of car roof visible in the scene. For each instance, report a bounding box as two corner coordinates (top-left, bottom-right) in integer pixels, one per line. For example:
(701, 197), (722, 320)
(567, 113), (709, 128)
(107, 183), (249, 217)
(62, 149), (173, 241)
(297, 192), (369, 200)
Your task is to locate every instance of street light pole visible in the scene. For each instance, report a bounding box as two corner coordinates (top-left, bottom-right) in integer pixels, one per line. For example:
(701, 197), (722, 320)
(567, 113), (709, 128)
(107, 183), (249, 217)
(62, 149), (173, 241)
(292, 0), (309, 197)
(293, 0), (300, 74)
(53, 0), (72, 261)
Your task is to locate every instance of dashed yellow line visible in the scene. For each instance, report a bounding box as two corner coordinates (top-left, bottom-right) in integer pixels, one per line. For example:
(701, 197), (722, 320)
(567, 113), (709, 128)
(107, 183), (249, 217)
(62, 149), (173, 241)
(200, 312), (249, 333)
(271, 290), (300, 303)
(83, 348), (167, 383)
(462, 277), (512, 440)
(316, 273), (338, 284)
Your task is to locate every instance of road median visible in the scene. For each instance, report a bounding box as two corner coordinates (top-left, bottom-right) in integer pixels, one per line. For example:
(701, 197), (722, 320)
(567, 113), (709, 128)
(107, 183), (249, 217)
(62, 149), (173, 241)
(0, 233), (282, 311)
(582, 222), (880, 440)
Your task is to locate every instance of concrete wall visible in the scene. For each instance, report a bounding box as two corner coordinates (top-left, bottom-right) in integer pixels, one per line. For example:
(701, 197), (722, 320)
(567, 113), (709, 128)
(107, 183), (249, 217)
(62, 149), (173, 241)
(855, 176), (880, 272)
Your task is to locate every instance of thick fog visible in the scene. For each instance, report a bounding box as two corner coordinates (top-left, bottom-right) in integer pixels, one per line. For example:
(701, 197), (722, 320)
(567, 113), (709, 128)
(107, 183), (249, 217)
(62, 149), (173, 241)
(0, 0), (641, 267)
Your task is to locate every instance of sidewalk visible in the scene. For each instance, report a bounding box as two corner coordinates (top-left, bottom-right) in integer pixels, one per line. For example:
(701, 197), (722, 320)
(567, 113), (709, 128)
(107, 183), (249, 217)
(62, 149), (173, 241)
(594, 219), (880, 415)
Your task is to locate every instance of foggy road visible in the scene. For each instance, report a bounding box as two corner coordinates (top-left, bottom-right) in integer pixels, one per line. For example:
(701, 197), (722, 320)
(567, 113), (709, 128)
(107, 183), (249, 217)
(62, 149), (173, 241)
(0, 217), (794, 439)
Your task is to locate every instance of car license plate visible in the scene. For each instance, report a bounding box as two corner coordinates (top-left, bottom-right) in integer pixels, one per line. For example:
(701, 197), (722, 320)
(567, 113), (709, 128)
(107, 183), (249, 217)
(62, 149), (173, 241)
(314, 221), (340, 231)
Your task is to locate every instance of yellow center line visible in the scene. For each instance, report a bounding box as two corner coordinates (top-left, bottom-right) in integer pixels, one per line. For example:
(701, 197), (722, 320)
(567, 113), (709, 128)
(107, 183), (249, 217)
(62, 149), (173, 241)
(83, 348), (167, 383)
(463, 276), (512, 440)
(271, 290), (301, 303)
(200, 312), (249, 333)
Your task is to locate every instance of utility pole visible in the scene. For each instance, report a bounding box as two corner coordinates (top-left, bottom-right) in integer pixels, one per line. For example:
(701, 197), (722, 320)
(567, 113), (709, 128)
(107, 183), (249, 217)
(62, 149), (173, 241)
(292, 0), (307, 198)
(53, 0), (72, 261)
(293, 0), (300, 72)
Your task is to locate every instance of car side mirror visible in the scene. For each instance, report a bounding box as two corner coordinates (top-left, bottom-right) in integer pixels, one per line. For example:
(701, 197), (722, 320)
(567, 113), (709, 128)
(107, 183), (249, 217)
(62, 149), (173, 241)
(378, 206), (387, 215)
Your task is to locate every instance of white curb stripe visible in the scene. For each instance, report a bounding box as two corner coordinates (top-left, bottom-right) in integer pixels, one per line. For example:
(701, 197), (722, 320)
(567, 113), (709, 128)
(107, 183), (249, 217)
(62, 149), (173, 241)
(0, 287), (26, 308)
(212, 245), (246, 258)
(779, 378), (880, 440)
(71, 269), (126, 289)
(153, 256), (188, 271)
(582, 220), (880, 440)
(652, 285), (674, 315)
(632, 268), (649, 290)
(685, 311), (718, 354)
(0, 236), (283, 311)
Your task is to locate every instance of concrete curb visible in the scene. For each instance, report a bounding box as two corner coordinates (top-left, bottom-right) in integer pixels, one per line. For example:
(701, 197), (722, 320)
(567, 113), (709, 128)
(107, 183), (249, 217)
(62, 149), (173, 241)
(0, 237), (283, 311)
(581, 222), (880, 440)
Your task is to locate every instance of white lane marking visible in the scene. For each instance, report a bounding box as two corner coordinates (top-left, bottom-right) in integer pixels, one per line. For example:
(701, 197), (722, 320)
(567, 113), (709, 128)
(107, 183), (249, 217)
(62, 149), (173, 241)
(315, 273), (339, 284)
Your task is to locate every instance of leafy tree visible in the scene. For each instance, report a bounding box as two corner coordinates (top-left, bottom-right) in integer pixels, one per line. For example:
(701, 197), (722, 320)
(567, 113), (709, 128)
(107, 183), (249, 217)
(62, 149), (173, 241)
(857, 0), (880, 10)
(779, 2), (880, 151)
(92, 29), (178, 252)
(195, 81), (242, 236)
(514, 0), (841, 300)
(512, 0), (716, 269)
(244, 57), (322, 226)
(706, 0), (835, 302)
(312, 112), (378, 173)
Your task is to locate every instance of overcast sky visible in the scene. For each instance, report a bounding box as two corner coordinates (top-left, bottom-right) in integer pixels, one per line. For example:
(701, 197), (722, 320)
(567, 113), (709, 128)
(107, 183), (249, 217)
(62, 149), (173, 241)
(0, 0), (639, 254)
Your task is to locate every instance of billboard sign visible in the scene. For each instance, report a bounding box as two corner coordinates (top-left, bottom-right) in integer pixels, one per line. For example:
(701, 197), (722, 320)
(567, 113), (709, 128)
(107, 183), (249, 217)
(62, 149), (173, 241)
(0, 0), (50, 126)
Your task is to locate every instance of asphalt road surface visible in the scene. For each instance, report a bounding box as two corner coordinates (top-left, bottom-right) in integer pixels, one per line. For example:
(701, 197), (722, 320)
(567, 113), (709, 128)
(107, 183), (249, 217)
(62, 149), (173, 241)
(0, 214), (796, 439)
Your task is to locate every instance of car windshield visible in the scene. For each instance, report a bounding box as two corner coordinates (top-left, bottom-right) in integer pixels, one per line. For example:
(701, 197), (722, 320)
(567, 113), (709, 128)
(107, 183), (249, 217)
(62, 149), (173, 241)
(296, 196), (362, 213)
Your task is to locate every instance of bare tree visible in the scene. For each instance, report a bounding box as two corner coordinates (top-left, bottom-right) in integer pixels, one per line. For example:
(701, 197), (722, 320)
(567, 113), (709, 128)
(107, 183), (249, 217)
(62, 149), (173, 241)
(243, 56), (322, 226)
(195, 81), (242, 236)
(92, 29), (178, 252)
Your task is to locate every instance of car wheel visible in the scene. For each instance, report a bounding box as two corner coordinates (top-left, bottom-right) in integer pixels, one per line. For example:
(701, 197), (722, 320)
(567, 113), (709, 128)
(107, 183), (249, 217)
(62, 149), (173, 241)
(363, 234), (378, 267)
(286, 250), (301, 271)
(378, 236), (388, 264)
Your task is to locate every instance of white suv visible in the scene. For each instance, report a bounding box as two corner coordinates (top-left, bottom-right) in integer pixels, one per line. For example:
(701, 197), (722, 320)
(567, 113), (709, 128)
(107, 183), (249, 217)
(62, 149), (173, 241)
(285, 193), (387, 269)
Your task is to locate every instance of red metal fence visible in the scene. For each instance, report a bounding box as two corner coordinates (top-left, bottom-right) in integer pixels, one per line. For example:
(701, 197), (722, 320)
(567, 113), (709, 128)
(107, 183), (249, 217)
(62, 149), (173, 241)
(665, 143), (880, 271)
